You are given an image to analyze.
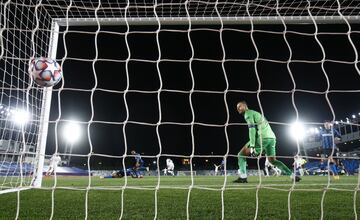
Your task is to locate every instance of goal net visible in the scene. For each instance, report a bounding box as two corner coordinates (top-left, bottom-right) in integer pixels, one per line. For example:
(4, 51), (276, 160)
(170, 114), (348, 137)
(0, 1), (53, 193)
(0, 0), (360, 219)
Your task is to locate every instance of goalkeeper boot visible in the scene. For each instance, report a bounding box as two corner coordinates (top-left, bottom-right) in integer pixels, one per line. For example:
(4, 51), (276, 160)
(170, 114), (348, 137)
(233, 177), (248, 183)
(291, 174), (301, 182)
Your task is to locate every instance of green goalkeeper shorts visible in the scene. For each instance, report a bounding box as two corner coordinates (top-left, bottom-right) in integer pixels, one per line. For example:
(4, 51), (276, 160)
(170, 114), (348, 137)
(245, 138), (276, 157)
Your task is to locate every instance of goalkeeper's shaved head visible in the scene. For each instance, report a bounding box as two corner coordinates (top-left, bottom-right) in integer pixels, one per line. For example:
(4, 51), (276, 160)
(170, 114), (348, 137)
(237, 100), (247, 106)
(237, 101), (248, 114)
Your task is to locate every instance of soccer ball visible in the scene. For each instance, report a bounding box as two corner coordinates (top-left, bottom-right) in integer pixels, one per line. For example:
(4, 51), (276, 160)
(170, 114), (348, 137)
(28, 57), (62, 87)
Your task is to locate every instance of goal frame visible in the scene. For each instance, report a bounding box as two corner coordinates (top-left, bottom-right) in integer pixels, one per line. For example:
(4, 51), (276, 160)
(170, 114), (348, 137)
(54, 15), (360, 26)
(30, 22), (60, 188)
(30, 13), (359, 187)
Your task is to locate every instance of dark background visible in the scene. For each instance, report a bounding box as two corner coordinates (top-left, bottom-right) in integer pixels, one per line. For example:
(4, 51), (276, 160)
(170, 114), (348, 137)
(45, 22), (360, 170)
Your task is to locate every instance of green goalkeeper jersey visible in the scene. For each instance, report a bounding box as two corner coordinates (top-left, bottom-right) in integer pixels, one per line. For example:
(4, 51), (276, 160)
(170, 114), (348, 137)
(244, 109), (276, 147)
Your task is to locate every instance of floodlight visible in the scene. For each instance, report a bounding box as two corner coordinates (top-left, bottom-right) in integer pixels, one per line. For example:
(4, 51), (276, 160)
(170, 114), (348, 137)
(314, 127), (319, 134)
(11, 109), (30, 126)
(63, 121), (82, 144)
(289, 121), (305, 141)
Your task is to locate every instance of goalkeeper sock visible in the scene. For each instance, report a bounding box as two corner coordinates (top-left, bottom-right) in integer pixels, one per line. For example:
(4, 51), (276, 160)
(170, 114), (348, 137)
(271, 160), (292, 175)
(238, 152), (247, 178)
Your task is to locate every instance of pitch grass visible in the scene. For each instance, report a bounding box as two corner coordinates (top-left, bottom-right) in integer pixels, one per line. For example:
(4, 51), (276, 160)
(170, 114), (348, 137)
(0, 175), (359, 219)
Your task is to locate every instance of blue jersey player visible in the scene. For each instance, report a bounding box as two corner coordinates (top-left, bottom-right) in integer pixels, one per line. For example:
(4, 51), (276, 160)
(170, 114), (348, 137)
(320, 121), (341, 179)
(131, 150), (149, 178)
(101, 168), (137, 178)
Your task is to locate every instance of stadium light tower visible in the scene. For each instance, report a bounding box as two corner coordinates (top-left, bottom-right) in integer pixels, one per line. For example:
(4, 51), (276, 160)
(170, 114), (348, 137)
(62, 120), (82, 165)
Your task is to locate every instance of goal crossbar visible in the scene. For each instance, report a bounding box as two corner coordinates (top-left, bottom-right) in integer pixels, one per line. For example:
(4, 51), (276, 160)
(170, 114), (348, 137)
(54, 16), (360, 26)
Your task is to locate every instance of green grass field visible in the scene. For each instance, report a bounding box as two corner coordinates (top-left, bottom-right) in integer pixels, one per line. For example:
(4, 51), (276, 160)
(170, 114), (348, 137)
(0, 175), (359, 219)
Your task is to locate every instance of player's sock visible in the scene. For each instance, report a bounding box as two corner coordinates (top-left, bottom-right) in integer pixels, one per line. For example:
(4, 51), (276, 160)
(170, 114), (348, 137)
(275, 168), (281, 176)
(299, 168), (304, 176)
(238, 152), (247, 178)
(271, 160), (292, 175)
(134, 170), (140, 177)
(264, 166), (269, 176)
(330, 163), (338, 175)
(103, 175), (113, 178)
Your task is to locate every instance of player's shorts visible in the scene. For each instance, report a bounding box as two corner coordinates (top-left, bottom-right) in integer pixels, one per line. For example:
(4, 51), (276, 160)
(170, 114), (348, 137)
(113, 170), (124, 177)
(322, 148), (337, 158)
(245, 138), (276, 157)
(136, 161), (144, 168)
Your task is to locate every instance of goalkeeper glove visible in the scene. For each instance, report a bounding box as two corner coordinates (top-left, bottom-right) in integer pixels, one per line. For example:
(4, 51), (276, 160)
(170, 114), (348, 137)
(249, 147), (259, 157)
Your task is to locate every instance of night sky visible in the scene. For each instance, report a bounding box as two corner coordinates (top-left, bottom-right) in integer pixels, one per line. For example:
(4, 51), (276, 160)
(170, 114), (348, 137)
(45, 22), (360, 169)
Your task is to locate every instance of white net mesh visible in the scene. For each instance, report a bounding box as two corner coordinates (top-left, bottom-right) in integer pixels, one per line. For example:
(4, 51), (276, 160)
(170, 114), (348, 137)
(0, 0), (360, 219)
(0, 1), (53, 192)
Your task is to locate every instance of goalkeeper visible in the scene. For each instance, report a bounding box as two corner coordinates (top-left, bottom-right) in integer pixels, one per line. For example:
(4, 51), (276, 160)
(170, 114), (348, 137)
(234, 101), (301, 183)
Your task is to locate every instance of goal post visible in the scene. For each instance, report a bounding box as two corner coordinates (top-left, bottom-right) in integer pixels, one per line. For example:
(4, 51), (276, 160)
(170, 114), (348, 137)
(31, 21), (60, 188)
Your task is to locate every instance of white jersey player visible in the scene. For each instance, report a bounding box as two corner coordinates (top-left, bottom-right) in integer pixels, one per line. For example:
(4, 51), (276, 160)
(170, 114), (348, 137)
(294, 156), (307, 176)
(214, 160), (224, 176)
(165, 158), (175, 176)
(46, 154), (62, 176)
(162, 168), (168, 176)
(264, 157), (281, 177)
(214, 164), (221, 176)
